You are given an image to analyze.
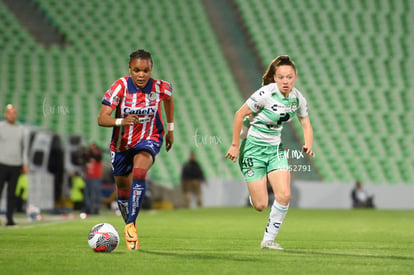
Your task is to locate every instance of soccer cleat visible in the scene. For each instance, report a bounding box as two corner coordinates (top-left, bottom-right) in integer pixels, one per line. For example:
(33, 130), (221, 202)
(124, 222), (139, 250)
(260, 240), (283, 250)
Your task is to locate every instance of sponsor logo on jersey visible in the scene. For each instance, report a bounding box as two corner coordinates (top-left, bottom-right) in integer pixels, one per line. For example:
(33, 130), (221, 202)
(270, 104), (291, 113)
(113, 96), (120, 105)
(123, 107), (156, 115)
(138, 117), (151, 123)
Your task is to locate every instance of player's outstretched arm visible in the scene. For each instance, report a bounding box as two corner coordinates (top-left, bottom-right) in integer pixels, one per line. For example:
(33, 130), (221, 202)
(163, 97), (174, 152)
(225, 104), (252, 163)
(298, 116), (315, 157)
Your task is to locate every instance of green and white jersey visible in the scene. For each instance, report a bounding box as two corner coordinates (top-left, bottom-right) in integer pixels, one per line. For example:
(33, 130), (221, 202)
(245, 83), (308, 146)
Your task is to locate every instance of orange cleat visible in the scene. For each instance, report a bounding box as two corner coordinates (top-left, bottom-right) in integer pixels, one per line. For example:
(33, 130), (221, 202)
(124, 222), (139, 250)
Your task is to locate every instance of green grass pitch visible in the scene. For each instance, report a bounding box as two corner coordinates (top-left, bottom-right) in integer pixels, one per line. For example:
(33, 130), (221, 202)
(1, 207), (413, 274)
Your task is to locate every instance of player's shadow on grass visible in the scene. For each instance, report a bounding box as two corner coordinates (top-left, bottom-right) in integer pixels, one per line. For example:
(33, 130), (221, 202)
(284, 249), (414, 261)
(140, 249), (258, 262)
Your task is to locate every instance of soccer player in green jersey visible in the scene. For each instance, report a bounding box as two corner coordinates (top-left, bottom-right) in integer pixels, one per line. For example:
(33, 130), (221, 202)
(225, 55), (315, 250)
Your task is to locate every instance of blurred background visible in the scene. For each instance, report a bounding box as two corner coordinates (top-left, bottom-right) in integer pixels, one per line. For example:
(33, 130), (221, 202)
(1, 0), (413, 211)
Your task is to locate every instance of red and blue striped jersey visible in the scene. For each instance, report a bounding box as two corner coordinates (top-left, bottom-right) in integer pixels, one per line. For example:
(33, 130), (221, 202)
(102, 77), (172, 152)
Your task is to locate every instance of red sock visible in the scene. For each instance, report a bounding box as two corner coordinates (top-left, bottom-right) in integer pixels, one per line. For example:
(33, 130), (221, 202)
(117, 187), (130, 200)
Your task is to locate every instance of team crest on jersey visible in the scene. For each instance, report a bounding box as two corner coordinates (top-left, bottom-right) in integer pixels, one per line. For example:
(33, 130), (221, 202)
(247, 168), (255, 177)
(149, 92), (157, 101)
(291, 102), (297, 111)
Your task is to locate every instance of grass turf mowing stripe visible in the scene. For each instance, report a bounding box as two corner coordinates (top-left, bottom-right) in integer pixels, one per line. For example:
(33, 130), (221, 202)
(0, 208), (413, 274)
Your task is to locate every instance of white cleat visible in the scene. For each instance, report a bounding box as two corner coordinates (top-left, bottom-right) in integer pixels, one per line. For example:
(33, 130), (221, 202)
(260, 240), (284, 250)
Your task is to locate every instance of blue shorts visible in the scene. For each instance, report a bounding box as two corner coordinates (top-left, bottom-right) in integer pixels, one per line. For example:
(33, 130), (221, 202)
(110, 140), (161, 176)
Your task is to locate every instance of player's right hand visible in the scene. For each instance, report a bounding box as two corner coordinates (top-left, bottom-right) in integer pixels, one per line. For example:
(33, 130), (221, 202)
(165, 131), (173, 152)
(123, 114), (140, 125)
(225, 145), (239, 163)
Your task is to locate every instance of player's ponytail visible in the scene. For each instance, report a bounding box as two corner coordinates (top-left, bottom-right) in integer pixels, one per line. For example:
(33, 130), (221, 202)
(262, 55), (297, 86)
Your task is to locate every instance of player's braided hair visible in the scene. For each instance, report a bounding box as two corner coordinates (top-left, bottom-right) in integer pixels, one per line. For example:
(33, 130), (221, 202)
(129, 49), (153, 66)
(262, 55), (297, 86)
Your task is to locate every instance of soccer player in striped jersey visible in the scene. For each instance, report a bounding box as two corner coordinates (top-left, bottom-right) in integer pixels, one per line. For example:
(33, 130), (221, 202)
(225, 55), (315, 250)
(98, 49), (174, 250)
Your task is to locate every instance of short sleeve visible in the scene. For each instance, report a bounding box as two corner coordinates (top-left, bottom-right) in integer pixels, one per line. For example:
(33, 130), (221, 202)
(245, 88), (269, 113)
(296, 92), (309, 118)
(158, 80), (173, 100)
(101, 79), (125, 109)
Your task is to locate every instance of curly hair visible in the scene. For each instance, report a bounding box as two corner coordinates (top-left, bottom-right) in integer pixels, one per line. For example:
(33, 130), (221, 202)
(129, 49), (153, 66)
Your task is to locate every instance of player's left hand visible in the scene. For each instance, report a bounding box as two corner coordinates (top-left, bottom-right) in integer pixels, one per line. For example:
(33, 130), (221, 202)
(302, 145), (315, 157)
(165, 131), (174, 152)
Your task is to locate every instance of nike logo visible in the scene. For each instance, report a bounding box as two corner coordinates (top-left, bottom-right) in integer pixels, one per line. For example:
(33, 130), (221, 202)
(127, 231), (134, 239)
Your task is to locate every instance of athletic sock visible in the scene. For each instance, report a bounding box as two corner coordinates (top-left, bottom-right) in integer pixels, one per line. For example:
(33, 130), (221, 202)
(262, 200), (289, 242)
(126, 168), (147, 225)
(117, 188), (130, 223)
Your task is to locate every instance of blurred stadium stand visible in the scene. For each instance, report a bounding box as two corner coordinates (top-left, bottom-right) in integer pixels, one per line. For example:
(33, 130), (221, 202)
(235, 0), (414, 184)
(0, 0), (245, 187)
(0, 0), (413, 190)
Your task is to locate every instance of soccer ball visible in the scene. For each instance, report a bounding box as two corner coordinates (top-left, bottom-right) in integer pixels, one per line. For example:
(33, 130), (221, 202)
(88, 223), (120, 252)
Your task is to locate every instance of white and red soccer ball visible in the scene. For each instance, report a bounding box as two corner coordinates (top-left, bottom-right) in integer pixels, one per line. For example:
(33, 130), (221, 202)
(88, 223), (119, 252)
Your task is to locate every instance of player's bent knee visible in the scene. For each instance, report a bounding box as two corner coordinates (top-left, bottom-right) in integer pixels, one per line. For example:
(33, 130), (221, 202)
(254, 205), (267, 212)
(274, 191), (291, 205)
(114, 176), (131, 189)
(132, 167), (147, 180)
(277, 197), (291, 206)
(253, 201), (268, 211)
